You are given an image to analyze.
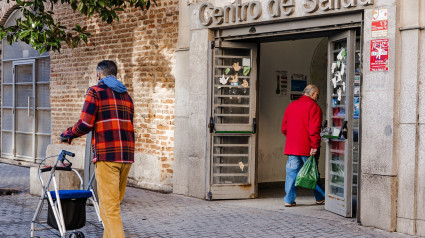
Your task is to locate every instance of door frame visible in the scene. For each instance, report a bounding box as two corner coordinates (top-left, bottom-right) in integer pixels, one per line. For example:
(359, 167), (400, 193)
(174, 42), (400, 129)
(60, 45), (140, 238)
(206, 16), (363, 217)
(1, 59), (36, 161)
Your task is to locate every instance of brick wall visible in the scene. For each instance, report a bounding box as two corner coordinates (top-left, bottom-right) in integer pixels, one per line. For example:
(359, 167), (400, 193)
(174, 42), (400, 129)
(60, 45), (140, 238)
(50, 1), (178, 181)
(0, 1), (178, 182)
(0, 2), (18, 26)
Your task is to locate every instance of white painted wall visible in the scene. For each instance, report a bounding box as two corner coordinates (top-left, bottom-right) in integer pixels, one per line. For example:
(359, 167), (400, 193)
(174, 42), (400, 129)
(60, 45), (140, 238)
(258, 38), (327, 183)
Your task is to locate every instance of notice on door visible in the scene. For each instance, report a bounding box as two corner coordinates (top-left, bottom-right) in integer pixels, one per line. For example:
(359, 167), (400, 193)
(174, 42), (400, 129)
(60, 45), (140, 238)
(371, 9), (388, 38)
(370, 39), (389, 71)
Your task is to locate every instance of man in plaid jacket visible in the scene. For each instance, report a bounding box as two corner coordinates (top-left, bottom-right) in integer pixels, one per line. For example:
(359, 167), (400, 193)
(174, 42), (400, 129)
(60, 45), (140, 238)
(61, 60), (134, 238)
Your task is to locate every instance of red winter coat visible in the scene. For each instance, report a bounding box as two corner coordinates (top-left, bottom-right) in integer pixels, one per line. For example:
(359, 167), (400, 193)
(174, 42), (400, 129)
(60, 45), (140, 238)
(281, 95), (322, 156)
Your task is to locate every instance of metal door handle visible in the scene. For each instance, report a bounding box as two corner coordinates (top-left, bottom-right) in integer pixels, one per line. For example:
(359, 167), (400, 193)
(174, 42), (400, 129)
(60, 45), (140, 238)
(208, 117), (215, 133)
(28, 96), (30, 116)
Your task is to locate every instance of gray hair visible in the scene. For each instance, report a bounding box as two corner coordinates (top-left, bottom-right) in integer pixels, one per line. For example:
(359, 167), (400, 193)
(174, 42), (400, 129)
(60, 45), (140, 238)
(303, 84), (319, 96)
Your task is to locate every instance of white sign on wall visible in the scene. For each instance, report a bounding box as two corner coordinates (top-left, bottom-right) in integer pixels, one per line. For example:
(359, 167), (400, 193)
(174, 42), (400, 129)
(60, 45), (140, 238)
(371, 9), (388, 38)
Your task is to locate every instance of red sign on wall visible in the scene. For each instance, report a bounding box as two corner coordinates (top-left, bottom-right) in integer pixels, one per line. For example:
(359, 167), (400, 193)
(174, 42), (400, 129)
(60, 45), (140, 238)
(371, 20), (388, 37)
(370, 39), (389, 71)
(371, 9), (388, 37)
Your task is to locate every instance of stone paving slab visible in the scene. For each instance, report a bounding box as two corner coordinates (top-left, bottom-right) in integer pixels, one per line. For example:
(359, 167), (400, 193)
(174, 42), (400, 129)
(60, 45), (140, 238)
(0, 162), (30, 191)
(0, 162), (417, 238)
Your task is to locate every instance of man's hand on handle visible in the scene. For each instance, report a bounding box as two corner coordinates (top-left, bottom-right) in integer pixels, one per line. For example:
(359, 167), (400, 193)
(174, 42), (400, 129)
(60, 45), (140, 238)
(310, 148), (317, 156)
(60, 127), (74, 144)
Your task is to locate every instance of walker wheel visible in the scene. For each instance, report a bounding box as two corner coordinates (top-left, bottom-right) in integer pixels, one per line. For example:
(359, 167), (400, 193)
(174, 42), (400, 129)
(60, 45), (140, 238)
(68, 231), (85, 238)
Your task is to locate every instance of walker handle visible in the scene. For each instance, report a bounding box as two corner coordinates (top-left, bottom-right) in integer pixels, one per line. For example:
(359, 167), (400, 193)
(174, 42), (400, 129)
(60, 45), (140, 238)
(40, 166), (72, 173)
(59, 150), (75, 168)
(62, 150), (75, 157)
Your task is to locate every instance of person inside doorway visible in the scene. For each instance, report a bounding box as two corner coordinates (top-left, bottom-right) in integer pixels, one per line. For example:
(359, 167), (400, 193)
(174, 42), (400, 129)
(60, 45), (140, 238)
(281, 84), (325, 207)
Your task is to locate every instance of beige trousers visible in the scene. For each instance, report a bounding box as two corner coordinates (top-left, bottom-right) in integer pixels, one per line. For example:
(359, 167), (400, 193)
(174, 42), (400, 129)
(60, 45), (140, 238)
(95, 161), (132, 238)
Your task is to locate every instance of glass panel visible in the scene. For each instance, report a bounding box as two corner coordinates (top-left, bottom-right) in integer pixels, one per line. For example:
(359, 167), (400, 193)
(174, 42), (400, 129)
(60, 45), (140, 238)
(36, 58), (50, 82)
(1, 132), (13, 154)
(2, 62), (13, 83)
(330, 140), (345, 197)
(36, 85), (50, 107)
(353, 36), (361, 199)
(330, 39), (348, 129)
(15, 64), (33, 83)
(4, 9), (23, 28)
(214, 47), (251, 125)
(15, 133), (33, 157)
(3, 85), (13, 107)
(37, 110), (51, 134)
(2, 109), (13, 130)
(16, 109), (33, 132)
(16, 85), (33, 107)
(37, 135), (50, 159)
(328, 38), (349, 199)
(212, 135), (250, 184)
(2, 39), (48, 60)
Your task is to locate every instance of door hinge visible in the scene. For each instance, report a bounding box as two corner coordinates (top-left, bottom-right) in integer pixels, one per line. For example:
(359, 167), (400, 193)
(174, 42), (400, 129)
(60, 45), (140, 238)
(208, 192), (212, 201)
(252, 118), (257, 134)
(210, 41), (215, 49)
(208, 117), (215, 133)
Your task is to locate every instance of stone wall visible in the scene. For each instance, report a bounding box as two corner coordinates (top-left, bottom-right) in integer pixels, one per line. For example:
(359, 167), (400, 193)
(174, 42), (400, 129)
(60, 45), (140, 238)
(395, 0), (425, 236)
(359, 0), (399, 232)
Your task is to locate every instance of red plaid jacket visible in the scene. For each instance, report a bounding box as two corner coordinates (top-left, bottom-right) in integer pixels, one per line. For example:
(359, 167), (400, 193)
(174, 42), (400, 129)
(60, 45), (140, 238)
(62, 83), (135, 163)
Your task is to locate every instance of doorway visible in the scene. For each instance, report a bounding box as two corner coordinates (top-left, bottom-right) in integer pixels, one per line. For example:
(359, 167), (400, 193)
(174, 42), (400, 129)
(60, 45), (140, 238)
(257, 37), (328, 203)
(207, 28), (361, 218)
(256, 30), (361, 218)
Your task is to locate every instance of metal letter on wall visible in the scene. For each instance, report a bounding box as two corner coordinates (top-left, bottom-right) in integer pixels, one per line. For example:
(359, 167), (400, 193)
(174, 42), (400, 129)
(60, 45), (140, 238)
(358, 0), (374, 6)
(303, 0), (319, 13)
(199, 3), (213, 26)
(281, 0), (295, 16)
(267, 0), (281, 17)
(248, 1), (263, 20)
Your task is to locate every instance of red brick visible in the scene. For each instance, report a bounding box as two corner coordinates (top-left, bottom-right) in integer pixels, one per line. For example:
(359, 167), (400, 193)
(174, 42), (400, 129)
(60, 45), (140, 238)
(4, 1), (177, 180)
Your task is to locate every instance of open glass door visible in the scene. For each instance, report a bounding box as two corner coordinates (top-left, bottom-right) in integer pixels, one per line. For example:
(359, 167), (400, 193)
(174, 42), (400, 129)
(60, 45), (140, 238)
(207, 41), (257, 200)
(325, 30), (356, 217)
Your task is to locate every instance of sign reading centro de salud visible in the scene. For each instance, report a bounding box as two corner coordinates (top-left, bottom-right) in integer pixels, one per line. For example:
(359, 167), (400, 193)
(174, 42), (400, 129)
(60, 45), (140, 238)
(199, 0), (374, 27)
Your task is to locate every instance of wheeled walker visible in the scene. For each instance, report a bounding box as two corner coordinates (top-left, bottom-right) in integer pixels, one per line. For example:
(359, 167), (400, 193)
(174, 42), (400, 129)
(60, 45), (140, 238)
(30, 150), (102, 238)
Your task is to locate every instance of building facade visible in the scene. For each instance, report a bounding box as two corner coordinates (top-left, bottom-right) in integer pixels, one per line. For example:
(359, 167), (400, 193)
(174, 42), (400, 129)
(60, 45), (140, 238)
(0, 0), (179, 192)
(173, 0), (425, 236)
(1, 0), (425, 236)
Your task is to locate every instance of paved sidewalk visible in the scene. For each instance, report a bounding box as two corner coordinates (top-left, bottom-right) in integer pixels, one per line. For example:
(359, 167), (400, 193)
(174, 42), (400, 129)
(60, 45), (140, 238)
(0, 162), (416, 238)
(0, 162), (30, 191)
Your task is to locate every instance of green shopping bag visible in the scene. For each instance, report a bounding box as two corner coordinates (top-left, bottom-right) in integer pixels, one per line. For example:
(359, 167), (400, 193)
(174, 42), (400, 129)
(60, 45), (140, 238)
(295, 155), (319, 190)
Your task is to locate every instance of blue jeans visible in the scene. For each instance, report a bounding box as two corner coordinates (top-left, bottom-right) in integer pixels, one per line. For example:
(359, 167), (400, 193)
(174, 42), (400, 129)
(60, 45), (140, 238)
(284, 155), (325, 204)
